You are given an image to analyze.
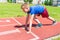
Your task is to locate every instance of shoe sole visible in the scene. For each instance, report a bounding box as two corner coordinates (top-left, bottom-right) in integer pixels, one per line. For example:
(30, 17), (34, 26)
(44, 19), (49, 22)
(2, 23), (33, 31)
(52, 22), (57, 26)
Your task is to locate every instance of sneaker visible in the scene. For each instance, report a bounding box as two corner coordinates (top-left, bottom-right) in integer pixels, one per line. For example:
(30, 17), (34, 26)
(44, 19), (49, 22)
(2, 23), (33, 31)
(36, 23), (42, 28)
(25, 27), (29, 31)
(52, 20), (57, 25)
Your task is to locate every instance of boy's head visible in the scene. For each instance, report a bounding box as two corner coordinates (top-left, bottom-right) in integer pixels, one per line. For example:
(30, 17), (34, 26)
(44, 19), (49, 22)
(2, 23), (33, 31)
(21, 3), (30, 13)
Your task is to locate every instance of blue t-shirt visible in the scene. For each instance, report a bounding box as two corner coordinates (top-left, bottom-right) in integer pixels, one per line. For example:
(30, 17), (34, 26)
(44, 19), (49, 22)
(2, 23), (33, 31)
(29, 5), (44, 15)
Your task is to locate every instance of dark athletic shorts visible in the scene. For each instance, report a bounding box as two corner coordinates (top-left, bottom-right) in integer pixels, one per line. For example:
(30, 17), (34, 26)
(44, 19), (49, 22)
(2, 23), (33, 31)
(37, 8), (49, 18)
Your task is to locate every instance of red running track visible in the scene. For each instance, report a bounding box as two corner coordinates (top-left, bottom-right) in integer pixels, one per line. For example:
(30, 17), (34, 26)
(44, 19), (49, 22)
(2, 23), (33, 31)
(0, 17), (60, 40)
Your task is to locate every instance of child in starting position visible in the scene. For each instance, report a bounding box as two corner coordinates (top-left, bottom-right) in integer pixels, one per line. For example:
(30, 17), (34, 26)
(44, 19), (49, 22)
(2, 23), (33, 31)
(21, 3), (56, 32)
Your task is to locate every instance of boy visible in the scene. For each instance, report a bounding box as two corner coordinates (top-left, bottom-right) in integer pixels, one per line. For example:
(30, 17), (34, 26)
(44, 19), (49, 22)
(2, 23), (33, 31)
(21, 3), (56, 32)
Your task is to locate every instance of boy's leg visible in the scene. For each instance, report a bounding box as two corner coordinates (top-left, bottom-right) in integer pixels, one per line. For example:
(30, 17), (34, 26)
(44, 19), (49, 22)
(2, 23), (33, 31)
(41, 8), (56, 25)
(47, 16), (56, 25)
(33, 17), (41, 23)
(47, 16), (55, 21)
(33, 15), (42, 27)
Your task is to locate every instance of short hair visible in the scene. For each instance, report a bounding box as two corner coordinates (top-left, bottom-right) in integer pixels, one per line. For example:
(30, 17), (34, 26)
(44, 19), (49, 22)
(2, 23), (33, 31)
(21, 3), (28, 9)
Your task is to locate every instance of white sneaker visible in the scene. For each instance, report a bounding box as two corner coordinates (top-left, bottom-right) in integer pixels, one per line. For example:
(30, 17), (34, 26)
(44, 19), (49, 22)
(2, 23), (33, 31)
(52, 20), (57, 25)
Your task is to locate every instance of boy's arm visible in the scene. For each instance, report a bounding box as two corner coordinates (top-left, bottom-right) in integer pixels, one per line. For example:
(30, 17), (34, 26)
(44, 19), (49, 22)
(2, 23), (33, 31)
(29, 14), (34, 32)
(25, 13), (30, 27)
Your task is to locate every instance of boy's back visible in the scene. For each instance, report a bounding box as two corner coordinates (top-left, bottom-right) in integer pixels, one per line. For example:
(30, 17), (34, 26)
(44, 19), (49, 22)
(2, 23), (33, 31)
(29, 5), (44, 15)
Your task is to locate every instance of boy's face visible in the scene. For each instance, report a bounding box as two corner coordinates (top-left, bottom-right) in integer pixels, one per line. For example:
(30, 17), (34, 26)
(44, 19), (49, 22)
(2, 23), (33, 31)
(22, 5), (29, 13)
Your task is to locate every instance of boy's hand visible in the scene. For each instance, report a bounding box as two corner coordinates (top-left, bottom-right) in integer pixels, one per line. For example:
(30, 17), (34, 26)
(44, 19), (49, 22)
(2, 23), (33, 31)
(25, 25), (29, 31)
(25, 24), (27, 27)
(25, 13), (29, 32)
(25, 27), (29, 31)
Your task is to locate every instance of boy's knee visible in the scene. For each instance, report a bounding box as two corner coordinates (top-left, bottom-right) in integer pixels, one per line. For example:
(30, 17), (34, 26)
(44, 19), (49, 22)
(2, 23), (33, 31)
(33, 18), (37, 21)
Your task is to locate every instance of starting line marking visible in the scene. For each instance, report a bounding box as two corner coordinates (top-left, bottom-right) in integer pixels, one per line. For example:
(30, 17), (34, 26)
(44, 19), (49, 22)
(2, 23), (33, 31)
(0, 20), (10, 22)
(12, 18), (39, 40)
(0, 24), (17, 27)
(0, 29), (20, 36)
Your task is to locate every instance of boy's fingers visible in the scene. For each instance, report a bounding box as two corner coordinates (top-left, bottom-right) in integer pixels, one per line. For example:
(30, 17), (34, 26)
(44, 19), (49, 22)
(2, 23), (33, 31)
(25, 27), (29, 32)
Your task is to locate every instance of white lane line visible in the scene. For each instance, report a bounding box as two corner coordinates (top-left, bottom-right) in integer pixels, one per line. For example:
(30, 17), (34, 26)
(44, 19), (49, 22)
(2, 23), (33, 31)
(0, 24), (17, 27)
(12, 18), (25, 29)
(12, 18), (39, 40)
(44, 34), (60, 40)
(6, 20), (10, 22)
(29, 32), (39, 40)
(0, 29), (20, 36)
(12, 18), (22, 25)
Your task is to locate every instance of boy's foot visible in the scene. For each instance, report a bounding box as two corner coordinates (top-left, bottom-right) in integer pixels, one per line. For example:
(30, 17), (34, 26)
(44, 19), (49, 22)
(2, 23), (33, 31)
(25, 27), (29, 31)
(36, 23), (42, 28)
(52, 20), (57, 25)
